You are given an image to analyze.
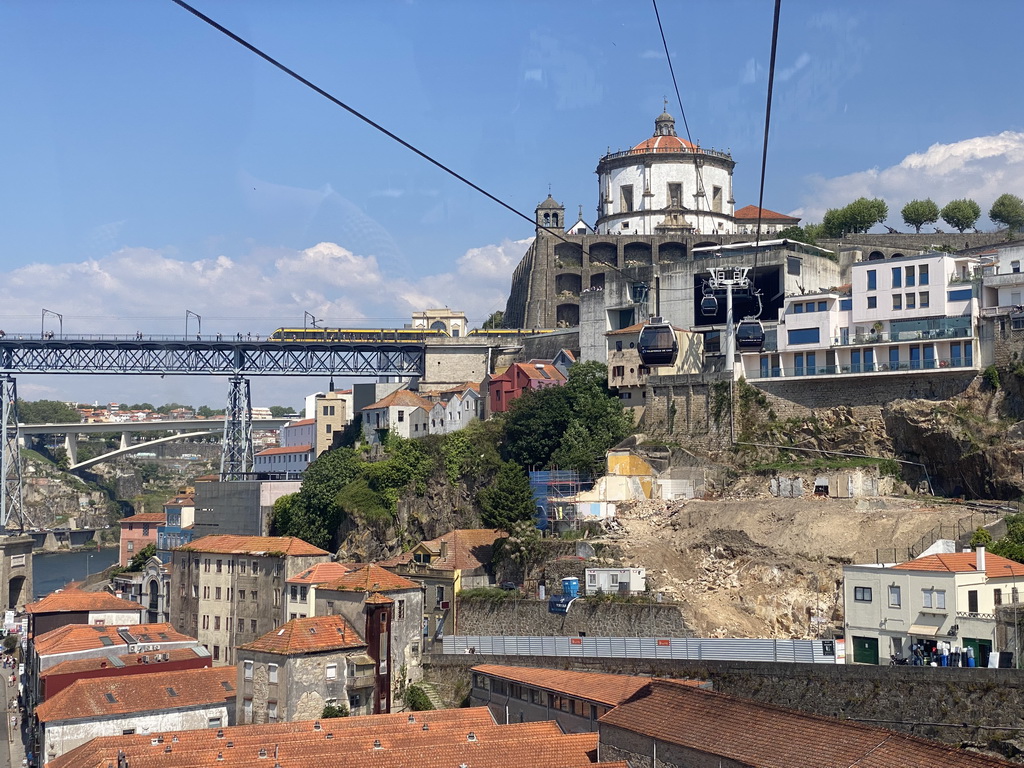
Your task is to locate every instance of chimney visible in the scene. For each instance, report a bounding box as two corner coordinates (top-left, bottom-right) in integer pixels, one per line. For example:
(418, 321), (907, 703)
(977, 546), (986, 574)
(439, 540), (448, 559)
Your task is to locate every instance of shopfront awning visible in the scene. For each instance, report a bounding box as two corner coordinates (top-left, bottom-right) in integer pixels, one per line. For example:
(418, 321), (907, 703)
(908, 622), (944, 637)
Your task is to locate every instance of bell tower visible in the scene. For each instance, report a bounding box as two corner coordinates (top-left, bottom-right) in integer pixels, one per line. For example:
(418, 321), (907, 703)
(535, 192), (565, 231)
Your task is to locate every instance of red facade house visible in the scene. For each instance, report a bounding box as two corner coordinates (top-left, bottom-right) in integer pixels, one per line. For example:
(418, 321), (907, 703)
(487, 360), (566, 414)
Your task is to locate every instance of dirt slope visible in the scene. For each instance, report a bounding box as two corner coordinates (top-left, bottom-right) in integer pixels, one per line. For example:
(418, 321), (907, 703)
(595, 496), (990, 638)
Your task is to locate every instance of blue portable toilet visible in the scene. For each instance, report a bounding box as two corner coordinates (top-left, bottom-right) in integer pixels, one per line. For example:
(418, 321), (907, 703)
(561, 577), (579, 598)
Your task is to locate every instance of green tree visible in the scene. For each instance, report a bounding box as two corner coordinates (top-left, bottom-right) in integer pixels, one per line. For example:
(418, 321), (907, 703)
(901, 199), (940, 234)
(503, 386), (573, 468)
(404, 684), (435, 711)
(776, 225), (816, 245)
(988, 514), (1024, 563)
(269, 405), (298, 418)
(127, 543), (156, 571)
(970, 526), (994, 548)
(17, 399), (80, 424)
(196, 405), (224, 418)
(126, 403), (156, 412)
(321, 703), (349, 718)
(156, 402), (192, 415)
(270, 448), (363, 548)
(941, 198), (982, 233)
(820, 207), (847, 238)
(845, 197), (888, 233)
(989, 193), (1024, 234)
(482, 310), (505, 330)
(477, 461), (536, 530)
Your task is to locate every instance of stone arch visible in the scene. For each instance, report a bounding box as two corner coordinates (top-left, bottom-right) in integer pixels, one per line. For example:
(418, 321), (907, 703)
(146, 577), (161, 623)
(868, 251), (885, 261)
(623, 242), (653, 267)
(891, 252), (906, 260)
(554, 242), (582, 268)
(658, 242), (687, 263)
(590, 273), (606, 290)
(555, 273), (582, 297)
(589, 242), (618, 267)
(556, 303), (580, 327)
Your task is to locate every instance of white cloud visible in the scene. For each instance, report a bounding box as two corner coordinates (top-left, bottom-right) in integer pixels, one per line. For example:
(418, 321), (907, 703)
(639, 49), (665, 60)
(778, 52), (810, 82)
(740, 58), (758, 85)
(798, 131), (1024, 227)
(0, 236), (532, 404)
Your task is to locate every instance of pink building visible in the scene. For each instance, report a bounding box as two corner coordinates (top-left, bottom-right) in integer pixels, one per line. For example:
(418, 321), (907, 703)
(487, 360), (566, 414)
(118, 512), (166, 567)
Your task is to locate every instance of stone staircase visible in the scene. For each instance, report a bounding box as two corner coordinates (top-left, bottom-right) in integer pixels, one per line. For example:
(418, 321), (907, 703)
(415, 680), (446, 710)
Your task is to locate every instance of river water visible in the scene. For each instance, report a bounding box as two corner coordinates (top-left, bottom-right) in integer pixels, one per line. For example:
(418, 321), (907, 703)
(32, 549), (120, 599)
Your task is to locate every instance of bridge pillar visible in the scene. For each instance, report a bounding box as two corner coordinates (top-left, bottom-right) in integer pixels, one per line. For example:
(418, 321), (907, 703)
(120, 432), (130, 451)
(63, 433), (78, 465)
(0, 377), (25, 532)
(220, 375), (253, 481)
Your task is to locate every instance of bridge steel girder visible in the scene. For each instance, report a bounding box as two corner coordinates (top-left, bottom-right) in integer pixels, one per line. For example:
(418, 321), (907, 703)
(1, 377), (25, 532)
(0, 340), (425, 377)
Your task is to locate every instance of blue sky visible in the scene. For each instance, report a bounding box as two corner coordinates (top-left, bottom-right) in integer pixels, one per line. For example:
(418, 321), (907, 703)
(2, 0), (1023, 407)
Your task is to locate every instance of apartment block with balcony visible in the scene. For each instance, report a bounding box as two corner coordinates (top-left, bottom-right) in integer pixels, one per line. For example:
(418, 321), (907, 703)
(742, 252), (981, 380)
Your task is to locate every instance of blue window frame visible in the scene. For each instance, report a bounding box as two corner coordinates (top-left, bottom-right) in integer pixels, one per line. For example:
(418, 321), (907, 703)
(864, 348), (874, 370)
(905, 267), (915, 287)
(948, 288), (973, 301)
(840, 298), (852, 311)
(793, 303), (804, 314)
(867, 270), (877, 290)
(950, 342), (962, 367)
(867, 296), (877, 309)
(919, 264), (929, 285)
(909, 346), (921, 370)
(923, 344), (935, 369)
(851, 349), (861, 373)
(806, 352), (816, 375)
(794, 353), (804, 377)
(817, 301), (827, 312)
(892, 267), (902, 288)
(889, 347), (900, 369)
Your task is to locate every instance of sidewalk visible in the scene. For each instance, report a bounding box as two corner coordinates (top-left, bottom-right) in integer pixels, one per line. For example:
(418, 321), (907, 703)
(3, 675), (27, 768)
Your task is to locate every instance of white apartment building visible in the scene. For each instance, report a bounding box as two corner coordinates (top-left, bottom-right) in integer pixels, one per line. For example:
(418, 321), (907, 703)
(742, 252), (981, 380)
(843, 546), (1024, 666)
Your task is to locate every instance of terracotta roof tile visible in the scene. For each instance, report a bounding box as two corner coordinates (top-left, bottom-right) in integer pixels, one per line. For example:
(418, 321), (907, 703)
(180, 535), (329, 557)
(33, 622), (197, 657)
(599, 679), (1015, 768)
(320, 563), (420, 593)
(255, 444), (312, 456)
(892, 551), (1024, 576)
(238, 615), (364, 656)
(364, 389), (435, 411)
(515, 361), (566, 382)
(378, 529), (507, 572)
(25, 589), (146, 616)
(51, 708), (624, 768)
(286, 561), (353, 585)
(118, 512), (167, 525)
(35, 666), (235, 723)
(40, 647), (209, 678)
(734, 204), (800, 221)
(288, 418), (315, 426)
(472, 664), (659, 706)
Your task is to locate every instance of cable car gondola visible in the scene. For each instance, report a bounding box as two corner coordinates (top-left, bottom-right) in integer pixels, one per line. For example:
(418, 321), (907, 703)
(736, 318), (765, 351)
(637, 319), (678, 367)
(700, 295), (718, 317)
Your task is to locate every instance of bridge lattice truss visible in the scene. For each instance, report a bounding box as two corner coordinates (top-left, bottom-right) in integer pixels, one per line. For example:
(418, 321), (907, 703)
(0, 340), (425, 377)
(0, 339), (426, 530)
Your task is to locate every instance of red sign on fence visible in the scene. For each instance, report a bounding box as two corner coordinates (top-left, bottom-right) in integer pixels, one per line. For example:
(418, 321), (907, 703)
(657, 639), (671, 647)
(570, 638), (583, 645)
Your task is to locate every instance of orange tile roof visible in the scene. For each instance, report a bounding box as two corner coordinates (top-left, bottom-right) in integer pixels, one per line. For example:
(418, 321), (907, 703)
(364, 388), (434, 411)
(180, 535), (329, 557)
(118, 512), (167, 525)
(286, 561), (353, 585)
(599, 679), (1014, 768)
(287, 418), (315, 426)
(238, 615), (365, 656)
(51, 708), (625, 768)
(35, 665), (235, 723)
(734, 204), (800, 221)
(893, 551), (1024, 576)
(515, 360), (566, 381)
(472, 664), (659, 706)
(25, 588), (145, 616)
(40, 647), (209, 678)
(378, 529), (507, 573)
(33, 622), (197, 657)
(320, 563), (420, 593)
(256, 444), (312, 456)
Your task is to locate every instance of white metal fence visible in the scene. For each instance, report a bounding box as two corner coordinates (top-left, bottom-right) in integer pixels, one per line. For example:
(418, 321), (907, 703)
(442, 635), (838, 664)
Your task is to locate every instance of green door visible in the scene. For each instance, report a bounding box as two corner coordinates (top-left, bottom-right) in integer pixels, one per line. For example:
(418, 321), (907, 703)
(852, 636), (879, 665)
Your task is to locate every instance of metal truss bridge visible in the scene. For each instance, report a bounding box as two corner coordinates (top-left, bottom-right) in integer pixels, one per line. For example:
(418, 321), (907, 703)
(1, 336), (426, 530)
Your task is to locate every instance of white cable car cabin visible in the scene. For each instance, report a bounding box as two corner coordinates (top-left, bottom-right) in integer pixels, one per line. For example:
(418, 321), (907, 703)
(637, 319), (678, 367)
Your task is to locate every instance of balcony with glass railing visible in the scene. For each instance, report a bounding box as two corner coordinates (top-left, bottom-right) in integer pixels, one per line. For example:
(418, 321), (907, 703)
(832, 325), (972, 347)
(746, 355), (977, 381)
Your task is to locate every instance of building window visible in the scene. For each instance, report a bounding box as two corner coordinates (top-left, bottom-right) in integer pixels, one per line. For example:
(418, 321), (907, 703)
(122, 728), (136, 735)
(620, 184), (634, 213)
(668, 182), (682, 207)
(854, 586), (872, 602)
(239, 589), (245, 601)
(252, 560), (259, 575)
(922, 588), (946, 609)
(215, 587), (222, 600)
(251, 619), (258, 633)
(867, 296), (877, 309)
(326, 600), (335, 613)
(203, 586), (210, 599)
(213, 645), (220, 661)
(920, 291), (930, 308)
(906, 293), (916, 309)
(905, 266), (916, 287)
(995, 588), (1003, 606)
(214, 616), (221, 630)
(243, 698), (253, 724)
(1013, 261), (1021, 274)
(891, 266), (902, 288)
(892, 294), (902, 310)
(239, 560), (246, 574)
(436, 585), (445, 606)
(919, 264), (929, 285)
(202, 614), (209, 630)
(192, 584), (199, 598)
(326, 664), (338, 680)
(237, 618), (244, 632)
(215, 560), (222, 573)
(787, 328), (821, 345)
(269, 664), (279, 684)
(208, 716), (222, 729)
(888, 585), (901, 607)
(290, 585), (298, 600)
(867, 270), (877, 291)
(612, 365), (625, 377)
(397, 600), (406, 620)
(268, 701), (278, 722)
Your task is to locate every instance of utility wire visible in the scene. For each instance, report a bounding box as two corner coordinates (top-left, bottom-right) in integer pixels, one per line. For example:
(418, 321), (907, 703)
(168, 0), (646, 296)
(167, 0), (536, 231)
(754, 0), (783, 248)
(652, 0), (710, 235)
